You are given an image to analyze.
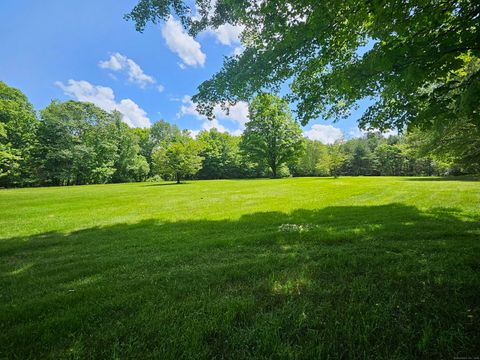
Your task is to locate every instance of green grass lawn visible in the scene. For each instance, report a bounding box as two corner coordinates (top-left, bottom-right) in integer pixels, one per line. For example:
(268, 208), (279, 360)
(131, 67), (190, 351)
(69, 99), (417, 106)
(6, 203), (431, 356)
(1, 177), (479, 359)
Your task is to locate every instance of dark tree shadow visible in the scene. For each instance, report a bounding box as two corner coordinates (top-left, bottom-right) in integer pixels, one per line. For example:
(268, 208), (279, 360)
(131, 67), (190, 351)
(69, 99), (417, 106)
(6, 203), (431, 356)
(1, 204), (479, 359)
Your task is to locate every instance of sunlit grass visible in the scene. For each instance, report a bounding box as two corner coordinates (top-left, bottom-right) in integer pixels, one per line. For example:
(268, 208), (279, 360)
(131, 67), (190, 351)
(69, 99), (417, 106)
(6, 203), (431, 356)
(0, 177), (479, 358)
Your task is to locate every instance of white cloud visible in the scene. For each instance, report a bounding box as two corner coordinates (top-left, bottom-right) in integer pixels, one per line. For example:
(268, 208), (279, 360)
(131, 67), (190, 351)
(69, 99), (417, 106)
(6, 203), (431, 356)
(201, 118), (229, 133)
(188, 129), (200, 139)
(381, 129), (398, 137)
(99, 53), (124, 71)
(161, 16), (206, 67)
(188, 120), (242, 138)
(156, 84), (165, 93)
(348, 127), (367, 139)
(99, 53), (158, 89)
(115, 99), (151, 129)
(178, 95), (205, 119)
(125, 58), (155, 87)
(348, 126), (398, 139)
(191, 0), (243, 46)
(233, 46), (244, 56)
(178, 95), (248, 135)
(304, 124), (343, 144)
(215, 101), (249, 127)
(56, 79), (151, 128)
(206, 24), (244, 46)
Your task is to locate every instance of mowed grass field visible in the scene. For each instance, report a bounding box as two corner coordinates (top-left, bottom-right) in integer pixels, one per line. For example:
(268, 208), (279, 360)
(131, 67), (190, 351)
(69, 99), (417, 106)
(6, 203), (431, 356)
(1, 177), (479, 359)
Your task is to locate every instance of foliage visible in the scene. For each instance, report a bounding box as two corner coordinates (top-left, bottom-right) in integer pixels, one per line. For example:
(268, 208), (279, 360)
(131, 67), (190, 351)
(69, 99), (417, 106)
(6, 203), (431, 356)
(152, 133), (203, 183)
(112, 113), (150, 183)
(150, 119), (182, 148)
(325, 144), (348, 178)
(131, 127), (154, 172)
(128, 155), (150, 181)
(36, 101), (148, 186)
(374, 143), (404, 176)
(292, 132), (450, 177)
(293, 139), (329, 176)
(197, 128), (244, 179)
(36, 101), (116, 185)
(0, 81), (38, 187)
(0, 122), (21, 180)
(405, 118), (480, 174)
(0, 81), (475, 188)
(342, 137), (379, 176)
(241, 93), (304, 178)
(336, 132), (450, 176)
(131, 120), (182, 176)
(127, 0), (480, 132)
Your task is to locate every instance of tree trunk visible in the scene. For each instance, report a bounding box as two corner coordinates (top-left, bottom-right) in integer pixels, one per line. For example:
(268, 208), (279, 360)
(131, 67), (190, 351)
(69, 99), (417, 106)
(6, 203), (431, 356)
(271, 165), (277, 178)
(176, 173), (180, 184)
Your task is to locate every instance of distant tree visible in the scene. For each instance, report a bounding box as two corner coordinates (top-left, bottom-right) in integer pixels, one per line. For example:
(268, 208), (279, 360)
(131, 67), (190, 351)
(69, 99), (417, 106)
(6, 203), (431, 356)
(36, 101), (148, 185)
(342, 138), (379, 176)
(150, 119), (182, 148)
(127, 154), (150, 181)
(375, 143), (405, 176)
(325, 144), (347, 178)
(131, 127), (154, 173)
(112, 113), (150, 182)
(294, 139), (328, 176)
(241, 93), (304, 178)
(0, 81), (38, 187)
(152, 134), (203, 183)
(405, 118), (480, 174)
(0, 123), (21, 181)
(130, 119), (183, 175)
(36, 101), (119, 185)
(196, 128), (244, 179)
(36, 102), (150, 185)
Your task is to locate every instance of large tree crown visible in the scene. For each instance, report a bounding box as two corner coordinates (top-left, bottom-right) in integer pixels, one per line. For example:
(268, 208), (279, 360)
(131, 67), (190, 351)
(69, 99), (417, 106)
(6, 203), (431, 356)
(127, 0), (480, 131)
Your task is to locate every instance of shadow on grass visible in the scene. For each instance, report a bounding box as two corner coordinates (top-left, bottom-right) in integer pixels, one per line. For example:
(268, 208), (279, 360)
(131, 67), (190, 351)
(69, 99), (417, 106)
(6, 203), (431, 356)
(1, 204), (479, 359)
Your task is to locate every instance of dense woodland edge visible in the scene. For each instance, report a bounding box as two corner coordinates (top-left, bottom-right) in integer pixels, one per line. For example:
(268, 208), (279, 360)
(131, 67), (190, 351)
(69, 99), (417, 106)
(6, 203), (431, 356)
(0, 81), (477, 188)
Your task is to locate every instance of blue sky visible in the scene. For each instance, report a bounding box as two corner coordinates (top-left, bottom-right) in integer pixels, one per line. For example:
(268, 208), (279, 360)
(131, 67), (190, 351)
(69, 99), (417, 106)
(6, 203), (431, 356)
(0, 0), (372, 143)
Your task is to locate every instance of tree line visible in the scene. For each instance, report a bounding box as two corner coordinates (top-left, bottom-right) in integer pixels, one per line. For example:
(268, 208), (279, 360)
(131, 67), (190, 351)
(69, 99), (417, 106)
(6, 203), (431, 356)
(0, 82), (475, 188)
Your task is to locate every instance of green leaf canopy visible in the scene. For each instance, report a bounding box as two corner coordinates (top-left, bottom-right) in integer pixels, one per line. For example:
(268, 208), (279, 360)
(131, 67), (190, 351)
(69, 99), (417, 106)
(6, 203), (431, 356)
(127, 0), (480, 131)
